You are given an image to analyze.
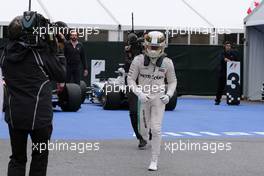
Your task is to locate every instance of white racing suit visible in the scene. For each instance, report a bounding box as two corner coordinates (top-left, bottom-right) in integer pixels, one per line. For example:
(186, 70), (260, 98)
(127, 54), (177, 160)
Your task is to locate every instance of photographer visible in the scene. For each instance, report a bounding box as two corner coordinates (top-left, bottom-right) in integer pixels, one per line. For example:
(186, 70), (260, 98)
(124, 33), (147, 149)
(0, 15), (66, 176)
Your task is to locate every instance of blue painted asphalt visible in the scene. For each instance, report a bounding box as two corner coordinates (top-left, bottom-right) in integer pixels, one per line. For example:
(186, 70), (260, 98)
(0, 98), (264, 139)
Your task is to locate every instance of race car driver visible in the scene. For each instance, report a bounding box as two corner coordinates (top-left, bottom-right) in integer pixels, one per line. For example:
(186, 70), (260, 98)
(127, 31), (177, 171)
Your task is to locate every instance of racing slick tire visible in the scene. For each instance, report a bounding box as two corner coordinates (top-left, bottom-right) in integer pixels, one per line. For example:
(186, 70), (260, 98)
(58, 83), (82, 112)
(102, 84), (122, 110)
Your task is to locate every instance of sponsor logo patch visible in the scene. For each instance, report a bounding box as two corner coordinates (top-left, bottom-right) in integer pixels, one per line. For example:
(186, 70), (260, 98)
(159, 68), (166, 72)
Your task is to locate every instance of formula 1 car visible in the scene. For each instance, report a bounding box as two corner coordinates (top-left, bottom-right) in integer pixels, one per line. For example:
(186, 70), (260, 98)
(88, 66), (177, 111)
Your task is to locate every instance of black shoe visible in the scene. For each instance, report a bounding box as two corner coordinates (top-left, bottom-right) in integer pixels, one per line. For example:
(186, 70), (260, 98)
(138, 139), (147, 149)
(214, 101), (220, 105)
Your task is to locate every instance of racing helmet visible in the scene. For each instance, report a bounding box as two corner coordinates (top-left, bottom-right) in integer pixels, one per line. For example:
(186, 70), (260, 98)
(144, 31), (166, 59)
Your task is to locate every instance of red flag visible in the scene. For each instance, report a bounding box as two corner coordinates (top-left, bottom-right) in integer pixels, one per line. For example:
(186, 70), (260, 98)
(247, 0), (261, 14)
(254, 1), (260, 7)
(247, 7), (252, 14)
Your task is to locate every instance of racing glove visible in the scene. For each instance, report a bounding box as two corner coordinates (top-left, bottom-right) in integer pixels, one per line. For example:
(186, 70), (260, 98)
(160, 94), (170, 104)
(138, 93), (150, 103)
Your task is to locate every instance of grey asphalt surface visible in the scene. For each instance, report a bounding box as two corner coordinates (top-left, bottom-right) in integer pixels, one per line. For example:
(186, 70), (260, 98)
(1, 138), (264, 176)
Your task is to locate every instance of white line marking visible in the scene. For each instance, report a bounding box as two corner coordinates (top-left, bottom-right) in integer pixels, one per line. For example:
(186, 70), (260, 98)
(200, 132), (221, 136)
(223, 132), (252, 136)
(164, 132), (183, 137)
(133, 131), (264, 137)
(253, 132), (264, 135)
(180, 132), (202, 136)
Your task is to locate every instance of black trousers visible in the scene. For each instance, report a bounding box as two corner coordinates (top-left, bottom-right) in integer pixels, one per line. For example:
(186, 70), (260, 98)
(127, 91), (143, 141)
(7, 125), (53, 176)
(66, 65), (81, 85)
(215, 74), (227, 103)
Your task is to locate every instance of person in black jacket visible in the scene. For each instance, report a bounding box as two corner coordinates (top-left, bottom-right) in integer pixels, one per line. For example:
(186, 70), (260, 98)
(0, 16), (66, 176)
(215, 41), (239, 105)
(64, 31), (88, 84)
(124, 33), (147, 149)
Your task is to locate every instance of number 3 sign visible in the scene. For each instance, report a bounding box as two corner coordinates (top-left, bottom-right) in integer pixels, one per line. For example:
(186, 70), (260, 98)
(226, 61), (241, 105)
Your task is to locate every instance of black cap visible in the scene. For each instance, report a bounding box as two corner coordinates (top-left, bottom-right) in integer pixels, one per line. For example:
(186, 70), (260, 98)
(127, 33), (138, 45)
(8, 16), (23, 40)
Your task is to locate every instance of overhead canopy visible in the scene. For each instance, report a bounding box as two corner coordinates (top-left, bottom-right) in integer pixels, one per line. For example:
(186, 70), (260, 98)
(0, 0), (250, 32)
(0, 0), (117, 29)
(243, 1), (264, 101)
(101, 0), (249, 31)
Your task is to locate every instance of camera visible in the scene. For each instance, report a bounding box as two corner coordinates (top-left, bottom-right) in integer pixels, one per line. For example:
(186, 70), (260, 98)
(21, 11), (57, 51)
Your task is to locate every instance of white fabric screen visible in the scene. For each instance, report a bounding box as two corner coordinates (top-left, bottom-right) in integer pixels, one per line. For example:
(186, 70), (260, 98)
(246, 26), (264, 100)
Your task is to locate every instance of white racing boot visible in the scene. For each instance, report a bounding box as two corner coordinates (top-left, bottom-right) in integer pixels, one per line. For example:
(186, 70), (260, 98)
(148, 157), (158, 171)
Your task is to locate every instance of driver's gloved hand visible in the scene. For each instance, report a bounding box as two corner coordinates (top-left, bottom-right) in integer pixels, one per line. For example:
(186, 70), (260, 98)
(160, 94), (170, 104)
(138, 93), (150, 103)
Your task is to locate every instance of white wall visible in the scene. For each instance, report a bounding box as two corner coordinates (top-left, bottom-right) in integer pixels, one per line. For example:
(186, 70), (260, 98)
(0, 26), (3, 39)
(244, 26), (264, 100)
(108, 30), (123, 42)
